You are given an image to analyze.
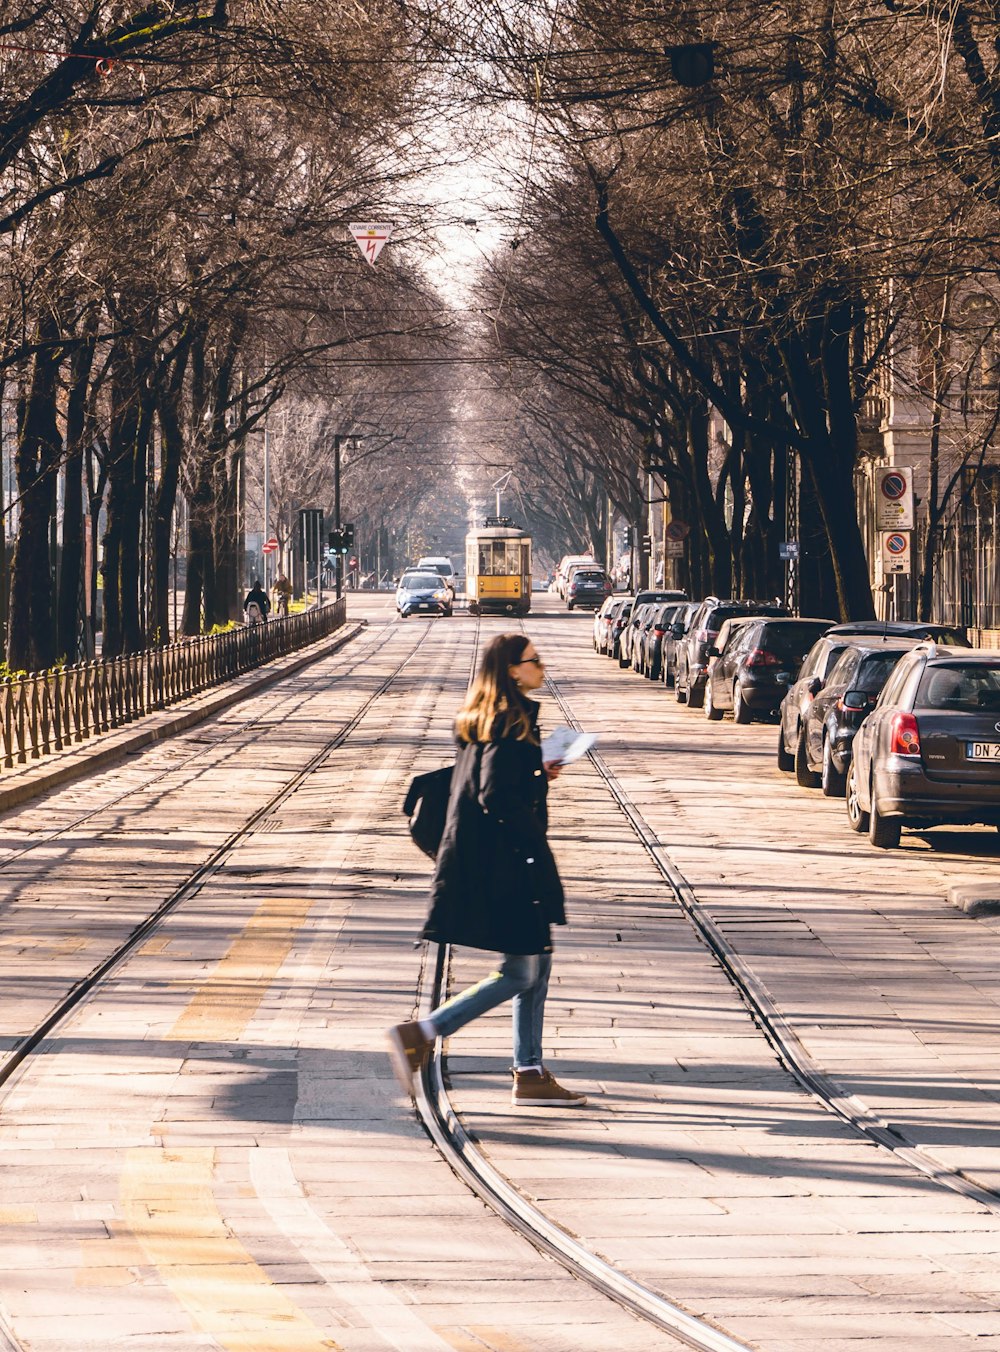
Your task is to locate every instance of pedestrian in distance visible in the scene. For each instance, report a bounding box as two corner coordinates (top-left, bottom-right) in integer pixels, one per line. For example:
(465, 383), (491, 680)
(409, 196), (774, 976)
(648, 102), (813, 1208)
(387, 633), (587, 1108)
(243, 579), (270, 625)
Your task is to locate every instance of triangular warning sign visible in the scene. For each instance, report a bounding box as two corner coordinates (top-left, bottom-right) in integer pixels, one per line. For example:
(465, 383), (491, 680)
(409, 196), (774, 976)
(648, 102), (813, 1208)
(349, 222), (392, 267)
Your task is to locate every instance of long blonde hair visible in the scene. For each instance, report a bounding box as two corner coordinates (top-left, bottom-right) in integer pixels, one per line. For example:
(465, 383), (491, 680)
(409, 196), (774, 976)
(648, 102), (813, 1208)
(455, 633), (537, 745)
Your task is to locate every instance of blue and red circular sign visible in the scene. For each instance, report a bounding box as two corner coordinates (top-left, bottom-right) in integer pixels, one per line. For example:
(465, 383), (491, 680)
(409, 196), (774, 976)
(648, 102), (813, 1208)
(880, 472), (907, 500)
(885, 532), (908, 555)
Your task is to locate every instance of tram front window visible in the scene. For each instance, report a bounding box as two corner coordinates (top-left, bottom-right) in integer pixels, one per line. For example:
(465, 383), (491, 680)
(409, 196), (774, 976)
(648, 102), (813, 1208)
(478, 541), (522, 575)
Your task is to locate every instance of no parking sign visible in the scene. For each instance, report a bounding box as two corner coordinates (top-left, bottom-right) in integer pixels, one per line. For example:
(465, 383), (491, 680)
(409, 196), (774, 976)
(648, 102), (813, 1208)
(881, 530), (911, 574)
(875, 466), (914, 529)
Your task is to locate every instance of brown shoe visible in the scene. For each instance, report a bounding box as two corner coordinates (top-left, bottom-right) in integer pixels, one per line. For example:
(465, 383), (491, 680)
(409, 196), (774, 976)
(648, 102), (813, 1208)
(387, 1021), (432, 1095)
(512, 1068), (587, 1108)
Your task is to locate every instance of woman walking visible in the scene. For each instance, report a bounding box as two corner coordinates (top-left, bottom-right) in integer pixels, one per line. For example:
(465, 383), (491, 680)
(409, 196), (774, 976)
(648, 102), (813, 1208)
(388, 633), (586, 1108)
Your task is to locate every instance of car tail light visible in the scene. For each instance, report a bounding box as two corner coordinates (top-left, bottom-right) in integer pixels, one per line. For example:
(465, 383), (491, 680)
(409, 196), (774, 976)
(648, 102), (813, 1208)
(889, 711), (921, 756)
(653, 627), (665, 637)
(745, 648), (781, 667)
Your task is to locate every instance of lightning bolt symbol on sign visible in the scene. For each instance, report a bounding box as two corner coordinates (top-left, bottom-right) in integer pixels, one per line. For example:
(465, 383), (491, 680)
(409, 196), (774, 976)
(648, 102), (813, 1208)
(349, 222), (392, 266)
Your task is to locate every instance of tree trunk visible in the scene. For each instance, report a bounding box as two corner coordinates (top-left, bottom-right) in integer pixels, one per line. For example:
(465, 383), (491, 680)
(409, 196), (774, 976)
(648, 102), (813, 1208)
(151, 357), (188, 645)
(8, 318), (61, 672)
(58, 325), (97, 661)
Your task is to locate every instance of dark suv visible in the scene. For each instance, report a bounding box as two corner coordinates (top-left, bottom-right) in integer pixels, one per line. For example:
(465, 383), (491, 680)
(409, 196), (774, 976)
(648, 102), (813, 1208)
(704, 616), (834, 723)
(675, 598), (788, 708)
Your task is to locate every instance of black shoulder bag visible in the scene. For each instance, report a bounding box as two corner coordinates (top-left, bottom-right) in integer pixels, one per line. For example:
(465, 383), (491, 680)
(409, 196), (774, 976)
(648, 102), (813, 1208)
(402, 766), (453, 859)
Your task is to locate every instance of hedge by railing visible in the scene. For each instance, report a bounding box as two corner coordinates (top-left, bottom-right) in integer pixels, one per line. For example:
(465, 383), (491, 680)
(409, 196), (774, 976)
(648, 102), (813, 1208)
(0, 598), (348, 770)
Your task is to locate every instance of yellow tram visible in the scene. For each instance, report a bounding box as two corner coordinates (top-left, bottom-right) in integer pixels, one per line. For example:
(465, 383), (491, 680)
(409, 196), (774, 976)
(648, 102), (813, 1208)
(465, 517), (532, 616)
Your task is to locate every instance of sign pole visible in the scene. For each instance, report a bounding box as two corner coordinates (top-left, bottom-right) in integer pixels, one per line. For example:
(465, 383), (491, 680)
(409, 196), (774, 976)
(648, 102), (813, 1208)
(334, 434), (343, 602)
(263, 425), (270, 593)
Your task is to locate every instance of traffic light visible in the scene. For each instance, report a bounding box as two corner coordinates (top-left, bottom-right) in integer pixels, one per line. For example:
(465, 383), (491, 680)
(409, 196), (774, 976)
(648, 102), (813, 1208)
(641, 533), (652, 555)
(623, 526), (634, 548)
(328, 528), (343, 552)
(342, 523), (355, 552)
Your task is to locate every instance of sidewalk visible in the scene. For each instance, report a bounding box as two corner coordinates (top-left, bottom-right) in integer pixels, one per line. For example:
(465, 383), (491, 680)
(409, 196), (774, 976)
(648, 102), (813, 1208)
(0, 619), (364, 815)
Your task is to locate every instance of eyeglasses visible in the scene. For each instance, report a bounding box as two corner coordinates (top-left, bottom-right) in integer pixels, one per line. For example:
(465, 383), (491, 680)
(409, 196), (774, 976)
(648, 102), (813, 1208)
(520, 655), (544, 667)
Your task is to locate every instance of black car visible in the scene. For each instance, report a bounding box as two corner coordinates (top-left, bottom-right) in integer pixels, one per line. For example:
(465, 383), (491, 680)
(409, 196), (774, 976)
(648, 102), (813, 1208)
(675, 598), (789, 709)
(567, 568), (613, 610)
(704, 617), (834, 723)
(661, 601), (699, 689)
(619, 602), (656, 668)
(798, 639), (922, 794)
(635, 602), (687, 681)
(777, 632), (862, 776)
(848, 645), (1000, 847)
(608, 599), (633, 660)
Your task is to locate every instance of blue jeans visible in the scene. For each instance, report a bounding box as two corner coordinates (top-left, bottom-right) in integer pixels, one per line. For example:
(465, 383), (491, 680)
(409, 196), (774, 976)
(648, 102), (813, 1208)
(428, 952), (552, 1068)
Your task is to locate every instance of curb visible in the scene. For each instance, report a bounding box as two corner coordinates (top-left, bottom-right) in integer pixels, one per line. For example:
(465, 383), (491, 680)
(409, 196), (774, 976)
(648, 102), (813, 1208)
(948, 883), (1000, 918)
(0, 620), (366, 817)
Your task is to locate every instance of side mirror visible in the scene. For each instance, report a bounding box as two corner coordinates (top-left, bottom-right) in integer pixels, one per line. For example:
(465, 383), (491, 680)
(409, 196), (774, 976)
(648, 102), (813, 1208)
(841, 689), (869, 712)
(706, 645), (721, 658)
(670, 623), (684, 638)
(807, 676), (823, 695)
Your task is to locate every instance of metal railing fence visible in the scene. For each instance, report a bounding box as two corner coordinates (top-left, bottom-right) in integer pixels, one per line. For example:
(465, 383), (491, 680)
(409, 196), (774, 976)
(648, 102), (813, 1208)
(0, 599), (347, 770)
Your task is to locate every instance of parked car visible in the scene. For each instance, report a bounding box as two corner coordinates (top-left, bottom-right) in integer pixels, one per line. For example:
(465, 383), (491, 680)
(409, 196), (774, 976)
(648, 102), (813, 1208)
(609, 599), (633, 660)
(619, 588), (686, 667)
(675, 598), (788, 708)
(826, 620), (971, 647)
(704, 617), (834, 724)
(777, 631), (865, 775)
(661, 601), (699, 689)
(593, 595), (622, 652)
(847, 644), (1000, 847)
(395, 571), (453, 617)
(798, 638), (922, 794)
(619, 602), (656, 668)
(701, 615), (759, 709)
(567, 568), (613, 610)
(635, 602), (687, 680)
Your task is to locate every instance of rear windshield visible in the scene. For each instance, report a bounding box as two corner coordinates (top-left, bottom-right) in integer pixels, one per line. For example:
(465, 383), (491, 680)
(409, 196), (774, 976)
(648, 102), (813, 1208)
(401, 574), (440, 590)
(710, 606), (760, 631)
(573, 571), (606, 583)
(759, 621), (834, 658)
(855, 652), (910, 693)
(916, 663), (1000, 711)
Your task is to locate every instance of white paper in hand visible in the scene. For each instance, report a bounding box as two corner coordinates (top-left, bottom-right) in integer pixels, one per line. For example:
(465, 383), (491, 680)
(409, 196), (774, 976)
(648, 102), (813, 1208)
(541, 726), (597, 766)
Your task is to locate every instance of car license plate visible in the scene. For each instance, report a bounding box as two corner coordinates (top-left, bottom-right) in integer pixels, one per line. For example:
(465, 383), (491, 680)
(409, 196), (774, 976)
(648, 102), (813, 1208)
(966, 741), (1000, 760)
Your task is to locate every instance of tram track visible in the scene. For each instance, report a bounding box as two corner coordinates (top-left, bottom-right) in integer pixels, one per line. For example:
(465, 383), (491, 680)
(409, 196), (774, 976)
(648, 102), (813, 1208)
(0, 618), (383, 879)
(540, 665), (1000, 1219)
(406, 619), (754, 1352)
(0, 620), (437, 1102)
(4, 605), (993, 1351)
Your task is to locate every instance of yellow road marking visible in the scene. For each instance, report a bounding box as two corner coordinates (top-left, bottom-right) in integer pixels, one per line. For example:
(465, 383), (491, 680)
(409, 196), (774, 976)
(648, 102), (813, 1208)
(166, 893), (312, 1042)
(121, 1147), (340, 1351)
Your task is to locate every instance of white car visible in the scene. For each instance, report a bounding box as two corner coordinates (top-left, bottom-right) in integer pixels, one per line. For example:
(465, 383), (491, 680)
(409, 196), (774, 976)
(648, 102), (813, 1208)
(395, 571), (453, 617)
(416, 556), (457, 595)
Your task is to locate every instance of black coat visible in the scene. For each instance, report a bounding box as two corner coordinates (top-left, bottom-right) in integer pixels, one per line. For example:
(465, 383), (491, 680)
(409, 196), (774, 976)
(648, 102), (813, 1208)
(421, 700), (566, 955)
